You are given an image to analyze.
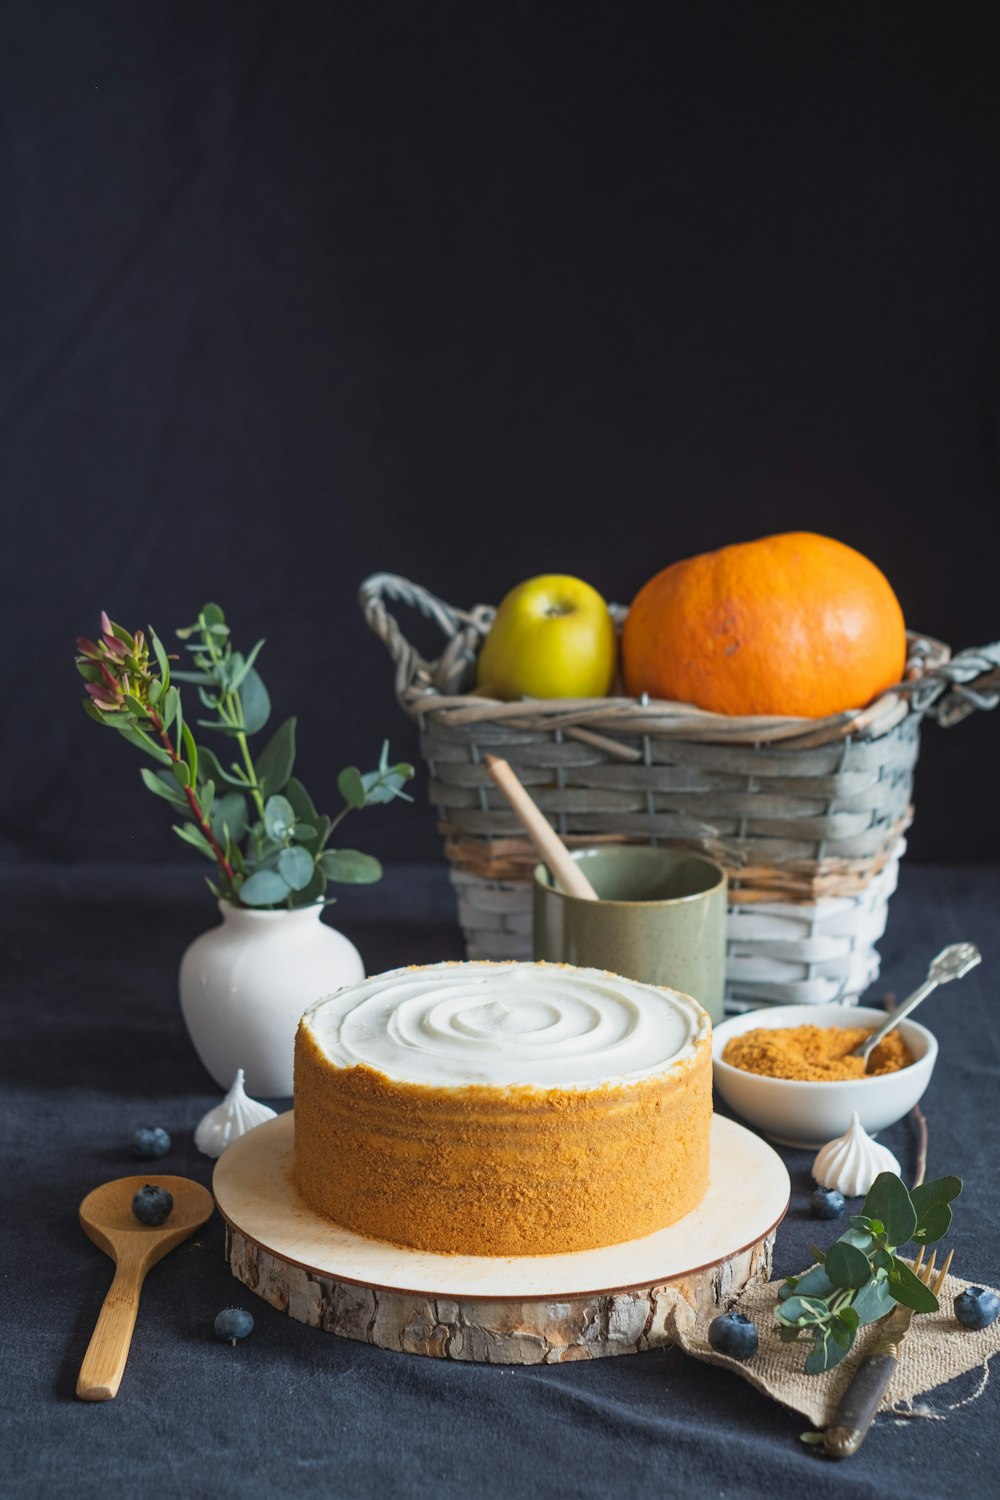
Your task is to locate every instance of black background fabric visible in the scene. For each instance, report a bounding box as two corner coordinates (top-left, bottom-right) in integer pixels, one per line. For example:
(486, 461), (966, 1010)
(5, 15), (999, 1493)
(2, 863), (997, 1499)
(2, 2), (1000, 874)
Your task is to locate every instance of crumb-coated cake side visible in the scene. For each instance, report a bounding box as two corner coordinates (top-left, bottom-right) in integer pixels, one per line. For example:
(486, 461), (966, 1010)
(293, 961), (713, 1257)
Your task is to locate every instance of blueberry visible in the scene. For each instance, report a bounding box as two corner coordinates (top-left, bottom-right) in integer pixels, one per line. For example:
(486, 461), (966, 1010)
(214, 1308), (254, 1344)
(708, 1310), (758, 1360)
(131, 1127), (171, 1160)
(131, 1185), (173, 1226)
(810, 1186), (846, 1220)
(954, 1287), (1000, 1330)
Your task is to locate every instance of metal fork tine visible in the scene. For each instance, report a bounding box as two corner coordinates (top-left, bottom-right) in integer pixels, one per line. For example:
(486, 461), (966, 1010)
(933, 1248), (954, 1296)
(912, 1245), (926, 1277)
(922, 1251), (938, 1286)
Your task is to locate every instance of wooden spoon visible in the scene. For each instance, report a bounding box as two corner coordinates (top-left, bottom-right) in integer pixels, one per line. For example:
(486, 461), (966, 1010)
(77, 1174), (214, 1401)
(483, 754), (599, 901)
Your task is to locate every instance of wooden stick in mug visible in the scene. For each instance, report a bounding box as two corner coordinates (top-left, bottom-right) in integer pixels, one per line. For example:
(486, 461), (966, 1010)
(483, 755), (599, 901)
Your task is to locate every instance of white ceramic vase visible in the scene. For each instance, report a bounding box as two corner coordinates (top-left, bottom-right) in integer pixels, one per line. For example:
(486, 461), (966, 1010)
(179, 902), (364, 1096)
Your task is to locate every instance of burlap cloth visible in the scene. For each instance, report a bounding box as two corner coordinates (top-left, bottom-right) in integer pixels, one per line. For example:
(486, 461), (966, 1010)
(672, 1270), (1000, 1428)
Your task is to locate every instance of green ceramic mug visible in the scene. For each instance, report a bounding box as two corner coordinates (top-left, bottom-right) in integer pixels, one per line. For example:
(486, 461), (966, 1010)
(532, 846), (727, 1025)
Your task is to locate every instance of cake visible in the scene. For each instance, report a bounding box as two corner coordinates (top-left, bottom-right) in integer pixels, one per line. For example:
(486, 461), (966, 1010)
(293, 960), (712, 1257)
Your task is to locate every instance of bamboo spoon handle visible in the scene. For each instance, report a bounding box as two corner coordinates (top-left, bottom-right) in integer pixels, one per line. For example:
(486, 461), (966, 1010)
(77, 1257), (146, 1402)
(483, 755), (599, 900)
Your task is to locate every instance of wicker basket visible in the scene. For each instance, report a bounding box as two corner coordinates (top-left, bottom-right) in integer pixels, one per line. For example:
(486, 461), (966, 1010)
(361, 573), (1000, 1009)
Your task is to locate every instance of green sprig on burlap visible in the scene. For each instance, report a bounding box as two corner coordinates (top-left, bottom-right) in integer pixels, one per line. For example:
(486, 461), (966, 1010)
(776, 1171), (962, 1375)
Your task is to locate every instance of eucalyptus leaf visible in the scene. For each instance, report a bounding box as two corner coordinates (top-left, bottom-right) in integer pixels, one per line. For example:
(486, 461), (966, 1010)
(779, 1265), (835, 1301)
(776, 1296), (830, 1326)
(804, 1330), (851, 1375)
(911, 1176), (963, 1225)
(202, 603), (225, 628)
(289, 866), (326, 908)
(218, 651), (242, 694)
(239, 868), (291, 906)
(337, 767), (367, 809)
(836, 1226), (875, 1255)
(256, 718), (296, 799)
(825, 1240), (873, 1290)
(161, 685), (179, 731)
(150, 628), (171, 687)
(278, 845), (315, 891)
(198, 745), (251, 790)
(285, 777), (319, 824)
(851, 1277), (896, 1325)
(264, 795), (295, 842)
(196, 719), (245, 739)
(360, 757), (415, 805)
(229, 639), (265, 692)
(181, 722), (199, 787)
(913, 1202), (953, 1246)
(211, 791), (248, 845)
(863, 1173), (917, 1247)
(310, 815), (333, 852)
(198, 780), (216, 820)
(172, 822), (216, 861)
(140, 767), (187, 808)
(319, 849), (382, 884)
(238, 667), (271, 735)
(828, 1321), (853, 1351)
(83, 698), (113, 722)
(116, 725), (172, 764)
(888, 1257), (940, 1314)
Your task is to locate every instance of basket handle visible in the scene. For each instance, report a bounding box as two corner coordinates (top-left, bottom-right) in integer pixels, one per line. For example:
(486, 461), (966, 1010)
(359, 573), (494, 700)
(903, 639), (1000, 727)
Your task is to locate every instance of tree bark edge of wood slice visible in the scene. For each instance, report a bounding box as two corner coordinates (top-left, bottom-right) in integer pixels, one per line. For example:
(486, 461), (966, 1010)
(224, 1223), (775, 1364)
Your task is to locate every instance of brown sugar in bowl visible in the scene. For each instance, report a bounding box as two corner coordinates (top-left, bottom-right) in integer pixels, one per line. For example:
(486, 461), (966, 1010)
(711, 1003), (937, 1148)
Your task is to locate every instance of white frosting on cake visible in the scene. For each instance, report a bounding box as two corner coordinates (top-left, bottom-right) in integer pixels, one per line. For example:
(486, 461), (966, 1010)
(300, 961), (710, 1090)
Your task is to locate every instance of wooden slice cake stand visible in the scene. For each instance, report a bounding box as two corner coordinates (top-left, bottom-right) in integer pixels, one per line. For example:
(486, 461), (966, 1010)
(214, 1112), (788, 1365)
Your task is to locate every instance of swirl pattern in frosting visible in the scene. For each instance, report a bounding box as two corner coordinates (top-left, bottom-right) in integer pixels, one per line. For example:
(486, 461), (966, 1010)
(301, 961), (709, 1089)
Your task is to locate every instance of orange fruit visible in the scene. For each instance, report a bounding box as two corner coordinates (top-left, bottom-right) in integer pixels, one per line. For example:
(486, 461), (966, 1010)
(621, 532), (907, 718)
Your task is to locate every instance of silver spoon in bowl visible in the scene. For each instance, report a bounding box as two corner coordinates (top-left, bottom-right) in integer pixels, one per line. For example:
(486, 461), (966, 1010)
(854, 942), (982, 1071)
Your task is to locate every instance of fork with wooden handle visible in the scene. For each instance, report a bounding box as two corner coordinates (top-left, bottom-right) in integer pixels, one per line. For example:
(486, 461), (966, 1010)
(822, 1246), (954, 1457)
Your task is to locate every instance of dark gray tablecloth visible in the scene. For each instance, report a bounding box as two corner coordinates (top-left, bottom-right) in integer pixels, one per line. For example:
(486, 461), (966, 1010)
(2, 862), (997, 1499)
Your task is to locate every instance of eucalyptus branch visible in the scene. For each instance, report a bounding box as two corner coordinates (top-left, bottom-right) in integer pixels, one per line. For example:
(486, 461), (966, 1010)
(146, 707), (237, 887)
(76, 604), (415, 910)
(775, 1171), (962, 1374)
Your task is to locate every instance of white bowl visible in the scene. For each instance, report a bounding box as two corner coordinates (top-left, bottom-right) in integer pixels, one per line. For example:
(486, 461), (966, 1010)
(712, 1003), (937, 1147)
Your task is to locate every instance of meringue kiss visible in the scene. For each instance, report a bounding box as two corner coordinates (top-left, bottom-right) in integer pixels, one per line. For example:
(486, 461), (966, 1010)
(811, 1111), (900, 1198)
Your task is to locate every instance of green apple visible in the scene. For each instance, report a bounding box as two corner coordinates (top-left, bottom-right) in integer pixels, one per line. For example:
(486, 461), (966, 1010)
(475, 574), (618, 700)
